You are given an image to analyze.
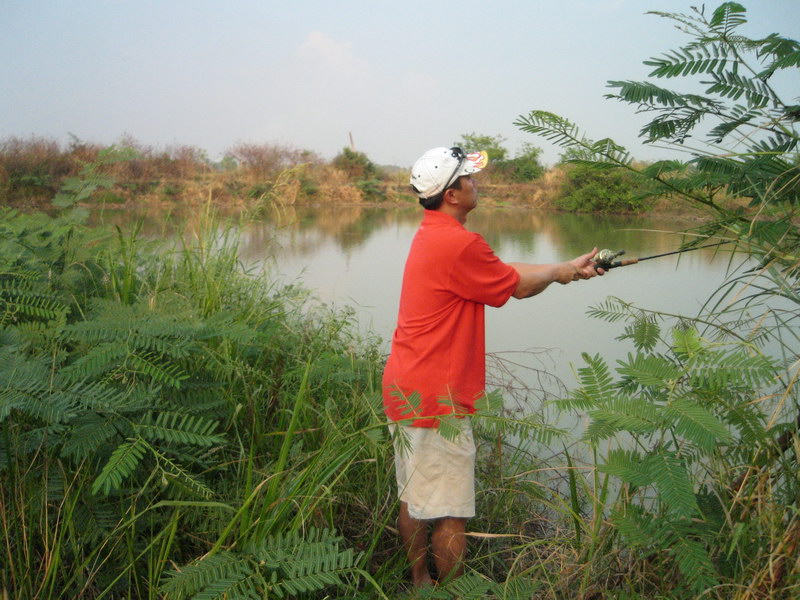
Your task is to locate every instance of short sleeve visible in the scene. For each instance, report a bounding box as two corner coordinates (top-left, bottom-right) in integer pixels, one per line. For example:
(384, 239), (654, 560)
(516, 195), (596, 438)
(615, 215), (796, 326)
(448, 236), (520, 307)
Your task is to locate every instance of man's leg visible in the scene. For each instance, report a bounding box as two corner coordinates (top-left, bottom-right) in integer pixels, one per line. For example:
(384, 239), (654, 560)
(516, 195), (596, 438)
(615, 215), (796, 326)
(398, 501), (434, 587)
(431, 516), (467, 582)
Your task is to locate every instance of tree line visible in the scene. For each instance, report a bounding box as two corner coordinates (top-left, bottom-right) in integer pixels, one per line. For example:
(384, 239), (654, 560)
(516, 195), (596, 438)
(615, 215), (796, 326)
(0, 131), (720, 214)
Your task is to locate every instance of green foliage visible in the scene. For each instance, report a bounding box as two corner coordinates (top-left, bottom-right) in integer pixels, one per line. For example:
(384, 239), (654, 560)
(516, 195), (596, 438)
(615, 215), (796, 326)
(332, 147), (380, 180)
(455, 132), (509, 162)
(557, 163), (656, 213)
(559, 318), (782, 594)
(53, 146), (138, 208)
(456, 134), (545, 182)
(0, 162), (396, 597)
(519, 7), (800, 590)
(332, 147), (388, 201)
(517, 2), (800, 222)
(160, 527), (362, 599)
(495, 142), (546, 182)
(355, 177), (387, 201)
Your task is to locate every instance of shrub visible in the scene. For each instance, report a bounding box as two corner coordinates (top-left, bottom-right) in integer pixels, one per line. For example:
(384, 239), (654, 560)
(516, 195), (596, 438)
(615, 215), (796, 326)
(0, 136), (78, 200)
(332, 148), (387, 201)
(331, 147), (379, 179)
(557, 163), (655, 213)
(496, 142), (545, 182)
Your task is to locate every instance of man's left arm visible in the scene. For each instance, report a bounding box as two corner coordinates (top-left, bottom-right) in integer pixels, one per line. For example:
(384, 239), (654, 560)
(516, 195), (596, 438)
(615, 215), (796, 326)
(508, 248), (603, 299)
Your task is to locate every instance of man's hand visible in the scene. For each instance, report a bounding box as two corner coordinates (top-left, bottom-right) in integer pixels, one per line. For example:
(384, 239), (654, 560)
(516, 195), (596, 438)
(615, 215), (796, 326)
(555, 247), (605, 284)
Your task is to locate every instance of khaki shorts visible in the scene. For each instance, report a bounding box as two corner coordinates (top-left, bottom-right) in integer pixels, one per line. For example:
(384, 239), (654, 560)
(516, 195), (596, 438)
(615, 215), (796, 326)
(390, 421), (476, 520)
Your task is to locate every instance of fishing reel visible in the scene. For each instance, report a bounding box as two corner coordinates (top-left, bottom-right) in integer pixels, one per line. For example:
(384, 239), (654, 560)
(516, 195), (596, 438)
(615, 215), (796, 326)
(593, 248), (626, 270)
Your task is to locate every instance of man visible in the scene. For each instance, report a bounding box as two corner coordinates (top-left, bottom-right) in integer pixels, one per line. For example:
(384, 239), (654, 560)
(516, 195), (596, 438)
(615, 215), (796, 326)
(382, 146), (603, 588)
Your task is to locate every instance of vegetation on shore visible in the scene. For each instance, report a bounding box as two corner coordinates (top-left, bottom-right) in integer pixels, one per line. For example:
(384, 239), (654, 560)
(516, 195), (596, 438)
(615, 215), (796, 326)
(0, 132), (726, 217)
(1, 2), (798, 599)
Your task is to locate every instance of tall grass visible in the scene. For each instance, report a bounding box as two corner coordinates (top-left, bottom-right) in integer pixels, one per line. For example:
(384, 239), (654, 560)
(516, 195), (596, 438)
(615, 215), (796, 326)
(1, 196), (386, 595)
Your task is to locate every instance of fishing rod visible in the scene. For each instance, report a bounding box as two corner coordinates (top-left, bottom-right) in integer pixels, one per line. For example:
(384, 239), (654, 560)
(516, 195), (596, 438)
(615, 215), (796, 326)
(593, 240), (733, 270)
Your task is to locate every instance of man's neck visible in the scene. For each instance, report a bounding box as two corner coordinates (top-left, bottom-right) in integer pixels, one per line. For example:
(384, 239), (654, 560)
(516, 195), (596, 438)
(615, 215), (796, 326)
(436, 203), (467, 225)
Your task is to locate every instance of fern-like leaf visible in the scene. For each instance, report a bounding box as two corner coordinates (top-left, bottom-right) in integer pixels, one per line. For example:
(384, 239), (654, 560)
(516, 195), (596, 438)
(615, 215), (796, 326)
(575, 353), (616, 402)
(619, 316), (661, 352)
(586, 396), (661, 441)
(160, 552), (249, 600)
(611, 504), (662, 548)
(617, 352), (682, 388)
(708, 2), (747, 36)
(150, 445), (215, 499)
(92, 437), (147, 496)
(138, 411), (224, 447)
(670, 534), (719, 593)
(645, 452), (699, 517)
(663, 397), (733, 452)
(128, 351), (188, 389)
(705, 70), (775, 106)
(599, 449), (653, 488)
(685, 349), (777, 389)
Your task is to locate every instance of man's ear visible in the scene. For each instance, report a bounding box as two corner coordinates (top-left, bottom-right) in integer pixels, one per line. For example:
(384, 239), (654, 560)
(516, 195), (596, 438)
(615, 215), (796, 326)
(442, 188), (457, 205)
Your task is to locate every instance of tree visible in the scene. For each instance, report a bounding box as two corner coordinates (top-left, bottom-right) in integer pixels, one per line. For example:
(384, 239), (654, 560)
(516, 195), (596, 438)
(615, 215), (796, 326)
(332, 147), (385, 201)
(331, 147), (379, 179)
(499, 142), (545, 182)
(557, 163), (654, 213)
(455, 134), (545, 181)
(515, 3), (800, 594)
(454, 133), (509, 162)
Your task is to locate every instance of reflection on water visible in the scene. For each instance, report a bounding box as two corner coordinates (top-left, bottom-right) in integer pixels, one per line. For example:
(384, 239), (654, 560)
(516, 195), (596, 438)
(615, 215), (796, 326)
(94, 204), (743, 427)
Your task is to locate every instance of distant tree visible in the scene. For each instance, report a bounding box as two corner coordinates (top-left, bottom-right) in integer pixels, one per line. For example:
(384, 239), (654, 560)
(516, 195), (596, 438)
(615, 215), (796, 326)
(332, 147), (380, 180)
(226, 142), (312, 178)
(455, 134), (545, 181)
(557, 163), (654, 213)
(332, 147), (385, 201)
(499, 142), (545, 182)
(455, 133), (509, 162)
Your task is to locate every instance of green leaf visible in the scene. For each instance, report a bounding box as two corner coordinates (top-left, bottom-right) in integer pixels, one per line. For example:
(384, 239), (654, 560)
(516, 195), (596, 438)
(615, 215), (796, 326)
(92, 438), (147, 496)
(575, 353), (616, 402)
(617, 353), (682, 388)
(645, 452), (699, 517)
(672, 327), (704, 359)
(599, 449), (652, 487)
(619, 316), (661, 351)
(611, 504), (661, 548)
(671, 535), (720, 592)
(587, 395), (660, 437)
(708, 2), (747, 35)
(663, 397), (733, 452)
(138, 411), (225, 447)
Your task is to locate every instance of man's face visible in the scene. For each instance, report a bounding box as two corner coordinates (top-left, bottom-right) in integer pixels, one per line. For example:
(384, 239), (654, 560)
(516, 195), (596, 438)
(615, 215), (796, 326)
(453, 175), (478, 212)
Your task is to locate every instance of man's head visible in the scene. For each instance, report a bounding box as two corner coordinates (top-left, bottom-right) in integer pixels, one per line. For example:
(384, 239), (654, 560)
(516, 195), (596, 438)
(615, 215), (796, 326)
(410, 147), (488, 210)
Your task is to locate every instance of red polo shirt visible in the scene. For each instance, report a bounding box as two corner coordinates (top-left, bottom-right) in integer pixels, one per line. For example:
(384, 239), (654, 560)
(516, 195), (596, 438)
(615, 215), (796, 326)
(382, 210), (520, 427)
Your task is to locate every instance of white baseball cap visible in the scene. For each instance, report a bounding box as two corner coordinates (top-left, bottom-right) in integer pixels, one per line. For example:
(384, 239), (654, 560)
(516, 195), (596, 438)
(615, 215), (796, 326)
(410, 147), (489, 201)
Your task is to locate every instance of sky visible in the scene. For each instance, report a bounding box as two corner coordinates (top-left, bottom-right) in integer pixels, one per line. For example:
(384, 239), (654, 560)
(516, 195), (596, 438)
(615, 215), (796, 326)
(2, 0), (799, 168)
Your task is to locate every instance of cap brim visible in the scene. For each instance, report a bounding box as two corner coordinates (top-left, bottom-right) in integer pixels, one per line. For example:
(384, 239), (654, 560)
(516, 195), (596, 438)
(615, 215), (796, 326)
(459, 151), (489, 175)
